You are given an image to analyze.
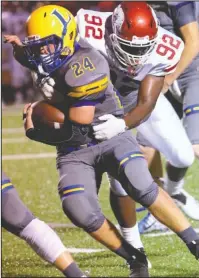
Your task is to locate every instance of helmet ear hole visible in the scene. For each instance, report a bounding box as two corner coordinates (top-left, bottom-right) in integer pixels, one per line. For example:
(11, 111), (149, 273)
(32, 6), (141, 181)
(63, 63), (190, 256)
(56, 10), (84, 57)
(44, 12), (47, 17)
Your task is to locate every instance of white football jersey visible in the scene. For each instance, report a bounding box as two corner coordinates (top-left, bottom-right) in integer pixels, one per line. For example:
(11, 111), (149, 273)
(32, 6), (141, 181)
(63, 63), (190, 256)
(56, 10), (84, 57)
(76, 8), (184, 88)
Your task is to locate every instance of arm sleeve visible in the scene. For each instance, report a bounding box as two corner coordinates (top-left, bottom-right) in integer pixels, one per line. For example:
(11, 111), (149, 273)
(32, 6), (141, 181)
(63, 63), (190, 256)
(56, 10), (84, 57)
(13, 45), (36, 70)
(26, 127), (70, 146)
(169, 1), (197, 28)
(26, 121), (92, 146)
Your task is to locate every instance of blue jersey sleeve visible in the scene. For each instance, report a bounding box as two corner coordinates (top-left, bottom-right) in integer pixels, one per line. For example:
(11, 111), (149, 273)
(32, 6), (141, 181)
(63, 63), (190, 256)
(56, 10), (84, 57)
(169, 1), (197, 28)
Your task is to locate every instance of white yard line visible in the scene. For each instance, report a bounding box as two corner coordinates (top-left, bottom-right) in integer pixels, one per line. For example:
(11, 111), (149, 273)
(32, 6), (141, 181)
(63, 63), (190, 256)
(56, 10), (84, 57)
(44, 225), (199, 254)
(2, 138), (27, 144)
(2, 104), (24, 111)
(2, 128), (24, 134)
(65, 248), (105, 254)
(49, 223), (105, 253)
(2, 153), (56, 160)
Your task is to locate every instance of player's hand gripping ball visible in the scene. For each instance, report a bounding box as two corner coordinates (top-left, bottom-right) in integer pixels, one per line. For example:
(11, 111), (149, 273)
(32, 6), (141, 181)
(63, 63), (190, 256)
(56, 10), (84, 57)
(31, 100), (65, 129)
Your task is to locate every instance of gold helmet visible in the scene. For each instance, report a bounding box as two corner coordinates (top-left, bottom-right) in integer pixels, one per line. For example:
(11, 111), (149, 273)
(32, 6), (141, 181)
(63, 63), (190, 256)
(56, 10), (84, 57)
(23, 5), (79, 75)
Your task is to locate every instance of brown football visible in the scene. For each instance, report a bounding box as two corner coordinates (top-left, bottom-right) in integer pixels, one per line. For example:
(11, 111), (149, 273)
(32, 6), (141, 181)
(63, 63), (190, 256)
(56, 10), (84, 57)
(31, 100), (65, 129)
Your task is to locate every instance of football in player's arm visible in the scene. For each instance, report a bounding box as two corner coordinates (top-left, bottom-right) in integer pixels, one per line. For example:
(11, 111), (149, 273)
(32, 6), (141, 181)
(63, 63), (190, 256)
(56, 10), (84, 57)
(4, 39), (107, 146)
(4, 5), (199, 271)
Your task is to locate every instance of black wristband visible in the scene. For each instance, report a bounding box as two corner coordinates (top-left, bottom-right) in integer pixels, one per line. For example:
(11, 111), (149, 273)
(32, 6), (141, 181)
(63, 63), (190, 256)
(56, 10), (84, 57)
(23, 113), (27, 120)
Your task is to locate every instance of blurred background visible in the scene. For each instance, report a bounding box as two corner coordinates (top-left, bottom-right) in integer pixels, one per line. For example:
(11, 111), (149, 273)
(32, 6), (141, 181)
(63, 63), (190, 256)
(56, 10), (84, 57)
(2, 1), (199, 106)
(2, 3), (199, 277)
(2, 1), (118, 106)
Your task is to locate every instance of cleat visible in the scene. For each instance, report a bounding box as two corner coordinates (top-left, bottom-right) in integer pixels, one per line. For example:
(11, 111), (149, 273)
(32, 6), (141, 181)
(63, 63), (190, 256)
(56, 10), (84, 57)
(138, 213), (169, 234)
(138, 248), (152, 269)
(127, 251), (149, 277)
(171, 190), (199, 220)
(187, 239), (199, 260)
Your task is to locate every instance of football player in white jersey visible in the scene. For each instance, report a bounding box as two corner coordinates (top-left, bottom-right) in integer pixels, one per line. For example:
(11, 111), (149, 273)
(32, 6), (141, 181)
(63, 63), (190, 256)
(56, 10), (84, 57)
(75, 1), (195, 253)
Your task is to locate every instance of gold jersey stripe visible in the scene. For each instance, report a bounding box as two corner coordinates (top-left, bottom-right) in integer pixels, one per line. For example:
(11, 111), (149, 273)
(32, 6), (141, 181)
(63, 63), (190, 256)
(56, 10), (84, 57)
(68, 76), (109, 98)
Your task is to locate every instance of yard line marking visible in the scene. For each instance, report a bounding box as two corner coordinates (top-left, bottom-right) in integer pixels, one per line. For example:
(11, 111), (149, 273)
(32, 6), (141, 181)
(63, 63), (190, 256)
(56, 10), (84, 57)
(2, 128), (24, 134)
(2, 112), (23, 116)
(2, 138), (27, 144)
(2, 153), (56, 160)
(66, 248), (105, 254)
(2, 104), (24, 110)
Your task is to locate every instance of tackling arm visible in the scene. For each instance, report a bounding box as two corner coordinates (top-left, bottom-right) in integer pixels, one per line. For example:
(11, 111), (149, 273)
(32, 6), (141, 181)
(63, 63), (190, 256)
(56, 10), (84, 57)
(93, 75), (164, 140)
(124, 75), (164, 129)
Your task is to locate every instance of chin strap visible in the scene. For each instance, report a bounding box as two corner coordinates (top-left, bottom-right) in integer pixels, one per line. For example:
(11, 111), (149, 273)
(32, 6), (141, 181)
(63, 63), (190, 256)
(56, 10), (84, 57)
(37, 64), (49, 76)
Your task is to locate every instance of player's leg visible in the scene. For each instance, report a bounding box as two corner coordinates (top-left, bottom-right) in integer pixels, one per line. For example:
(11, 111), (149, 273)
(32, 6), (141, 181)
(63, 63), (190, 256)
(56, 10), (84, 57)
(133, 141), (169, 234)
(138, 143), (164, 187)
(136, 93), (198, 223)
(182, 60), (199, 161)
(1, 173), (85, 277)
(108, 176), (153, 268)
(106, 90), (147, 257)
(193, 144), (199, 159)
(57, 151), (149, 277)
(108, 174), (145, 245)
(164, 71), (199, 220)
(104, 132), (199, 260)
(136, 93), (194, 169)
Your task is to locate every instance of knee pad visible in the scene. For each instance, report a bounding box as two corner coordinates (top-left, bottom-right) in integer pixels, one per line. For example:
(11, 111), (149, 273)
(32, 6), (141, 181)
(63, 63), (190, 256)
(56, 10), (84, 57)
(83, 212), (105, 233)
(108, 174), (128, 197)
(136, 181), (159, 208)
(2, 188), (35, 236)
(117, 157), (159, 207)
(62, 198), (105, 233)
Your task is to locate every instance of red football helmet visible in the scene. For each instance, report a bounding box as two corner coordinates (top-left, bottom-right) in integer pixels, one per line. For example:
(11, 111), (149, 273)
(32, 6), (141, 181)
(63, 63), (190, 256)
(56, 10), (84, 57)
(111, 2), (159, 68)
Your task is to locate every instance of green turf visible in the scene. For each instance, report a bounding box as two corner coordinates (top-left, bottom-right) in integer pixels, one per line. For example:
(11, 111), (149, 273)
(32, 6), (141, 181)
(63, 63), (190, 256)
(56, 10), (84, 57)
(2, 109), (199, 277)
(2, 111), (24, 128)
(2, 140), (54, 155)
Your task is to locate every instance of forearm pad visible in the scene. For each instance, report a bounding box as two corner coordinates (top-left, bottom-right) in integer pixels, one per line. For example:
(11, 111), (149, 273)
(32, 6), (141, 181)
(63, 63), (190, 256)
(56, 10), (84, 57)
(26, 121), (93, 146)
(13, 46), (36, 70)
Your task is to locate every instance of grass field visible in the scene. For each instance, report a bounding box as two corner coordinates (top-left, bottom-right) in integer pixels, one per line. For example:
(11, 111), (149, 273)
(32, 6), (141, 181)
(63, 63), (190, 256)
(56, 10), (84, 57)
(2, 106), (199, 277)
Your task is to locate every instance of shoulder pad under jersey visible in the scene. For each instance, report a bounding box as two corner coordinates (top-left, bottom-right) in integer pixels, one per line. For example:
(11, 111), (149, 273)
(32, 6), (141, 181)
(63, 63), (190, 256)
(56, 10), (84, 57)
(65, 46), (109, 101)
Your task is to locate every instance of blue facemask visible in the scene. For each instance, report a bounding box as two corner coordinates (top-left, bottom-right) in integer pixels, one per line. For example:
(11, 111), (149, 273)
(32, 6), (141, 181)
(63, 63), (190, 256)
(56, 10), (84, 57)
(23, 34), (80, 77)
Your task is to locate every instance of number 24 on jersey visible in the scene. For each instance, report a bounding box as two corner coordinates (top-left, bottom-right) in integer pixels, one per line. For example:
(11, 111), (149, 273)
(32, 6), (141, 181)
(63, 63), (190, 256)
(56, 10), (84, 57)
(71, 57), (95, 77)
